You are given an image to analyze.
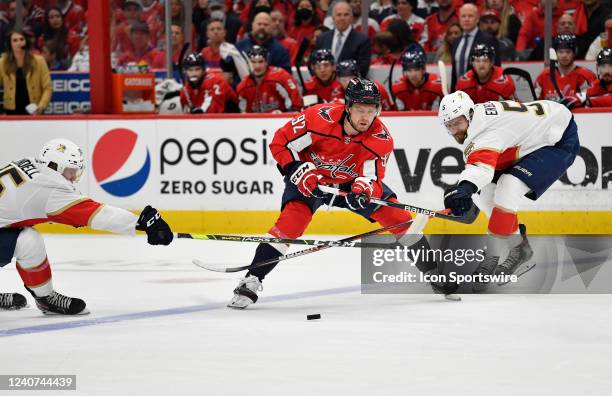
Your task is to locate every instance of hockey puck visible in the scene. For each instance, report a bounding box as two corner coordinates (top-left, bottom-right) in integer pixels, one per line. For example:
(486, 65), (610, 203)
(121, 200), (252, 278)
(307, 314), (321, 320)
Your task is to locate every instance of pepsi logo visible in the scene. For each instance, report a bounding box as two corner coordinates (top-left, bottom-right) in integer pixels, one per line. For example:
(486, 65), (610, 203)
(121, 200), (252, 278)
(92, 128), (151, 197)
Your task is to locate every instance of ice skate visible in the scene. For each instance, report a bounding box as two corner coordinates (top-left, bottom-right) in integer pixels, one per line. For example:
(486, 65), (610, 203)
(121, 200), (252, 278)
(227, 275), (263, 309)
(26, 286), (89, 315)
(0, 292), (27, 310)
(495, 225), (536, 285)
(472, 256), (499, 293)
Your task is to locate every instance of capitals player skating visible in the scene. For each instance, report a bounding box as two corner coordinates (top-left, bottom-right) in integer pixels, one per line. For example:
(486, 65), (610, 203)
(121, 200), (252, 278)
(228, 78), (444, 309)
(439, 92), (579, 292)
(0, 139), (173, 314)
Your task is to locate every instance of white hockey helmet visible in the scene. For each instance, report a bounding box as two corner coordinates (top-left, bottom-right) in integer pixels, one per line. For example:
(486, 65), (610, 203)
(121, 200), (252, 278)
(37, 138), (85, 182)
(438, 91), (475, 129)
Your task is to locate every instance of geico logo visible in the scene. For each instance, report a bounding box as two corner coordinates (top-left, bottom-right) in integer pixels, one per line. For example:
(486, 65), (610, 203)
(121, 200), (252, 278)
(52, 79), (90, 92)
(124, 78), (152, 86)
(160, 130), (269, 175)
(393, 146), (612, 192)
(48, 101), (90, 113)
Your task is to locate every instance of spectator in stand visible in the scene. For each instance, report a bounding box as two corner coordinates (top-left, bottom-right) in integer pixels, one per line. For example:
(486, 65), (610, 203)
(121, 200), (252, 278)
(21, 0), (45, 38)
(386, 18), (417, 56)
(1, 0), (43, 52)
(194, 0), (242, 48)
(349, 0), (380, 40)
(451, 3), (500, 90)
(436, 21), (462, 64)
(114, 0), (144, 53)
(302, 49), (344, 105)
(154, 24), (187, 70)
(335, 58), (395, 109)
(289, 0), (322, 49)
(54, 0), (86, 34)
(586, 47), (612, 106)
(140, 0), (164, 23)
(42, 39), (70, 71)
(415, 0), (440, 19)
(369, 0), (395, 24)
(37, 7), (81, 59)
(424, 0), (458, 53)
(239, 0), (273, 39)
(381, 0), (428, 47)
(240, 0), (297, 31)
(585, 13), (612, 60)
(528, 12), (575, 60)
(575, 0), (612, 58)
(535, 34), (597, 108)
(0, 1), (18, 54)
(170, 0), (185, 26)
(371, 31), (399, 65)
(68, 34), (92, 71)
(480, 9), (516, 60)
(236, 45), (302, 113)
(270, 9), (299, 65)
(201, 18), (225, 67)
(179, 52), (238, 113)
(315, 1), (371, 77)
(516, 0), (562, 54)
(0, 29), (52, 115)
(484, 0), (521, 45)
(455, 44), (516, 103)
(117, 21), (165, 68)
(392, 47), (444, 110)
(236, 12), (292, 72)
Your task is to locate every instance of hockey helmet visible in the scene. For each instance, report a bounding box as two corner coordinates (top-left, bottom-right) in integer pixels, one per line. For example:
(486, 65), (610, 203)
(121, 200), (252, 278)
(553, 34), (577, 54)
(470, 43), (495, 62)
(336, 59), (359, 78)
(246, 45), (269, 61)
(596, 47), (612, 67)
(183, 52), (206, 70)
(37, 138), (85, 183)
(401, 47), (426, 70)
(438, 90), (475, 130)
(345, 77), (381, 109)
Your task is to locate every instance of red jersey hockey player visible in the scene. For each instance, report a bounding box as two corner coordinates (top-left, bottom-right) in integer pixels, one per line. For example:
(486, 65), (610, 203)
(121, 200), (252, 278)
(392, 48), (444, 111)
(302, 49), (344, 106)
(439, 92), (579, 292)
(236, 45), (302, 113)
(179, 52), (237, 113)
(586, 48), (612, 107)
(228, 78), (445, 309)
(535, 34), (597, 109)
(455, 44), (516, 104)
(0, 139), (173, 314)
(335, 59), (395, 111)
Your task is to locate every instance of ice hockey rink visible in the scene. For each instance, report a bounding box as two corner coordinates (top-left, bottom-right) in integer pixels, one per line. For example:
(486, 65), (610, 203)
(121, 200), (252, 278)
(2, 234), (612, 396)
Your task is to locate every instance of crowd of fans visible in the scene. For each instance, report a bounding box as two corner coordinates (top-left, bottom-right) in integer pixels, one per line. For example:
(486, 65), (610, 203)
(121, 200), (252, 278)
(0, 0), (611, 115)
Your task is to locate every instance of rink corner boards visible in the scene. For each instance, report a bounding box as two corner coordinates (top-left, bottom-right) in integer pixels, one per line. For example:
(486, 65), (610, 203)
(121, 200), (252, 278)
(34, 210), (612, 235)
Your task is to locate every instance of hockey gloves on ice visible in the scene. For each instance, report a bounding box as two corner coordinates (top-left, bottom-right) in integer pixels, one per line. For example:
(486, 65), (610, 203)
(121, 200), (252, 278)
(444, 181), (477, 216)
(345, 177), (375, 211)
(286, 161), (324, 198)
(136, 205), (174, 245)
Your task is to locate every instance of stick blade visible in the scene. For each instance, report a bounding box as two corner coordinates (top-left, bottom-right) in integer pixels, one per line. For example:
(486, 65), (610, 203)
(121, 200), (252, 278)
(192, 259), (239, 273)
(437, 60), (449, 95)
(549, 47), (558, 61)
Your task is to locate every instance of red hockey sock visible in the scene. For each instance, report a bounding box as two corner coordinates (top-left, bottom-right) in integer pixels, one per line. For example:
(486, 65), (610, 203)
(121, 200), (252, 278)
(269, 201), (313, 239)
(17, 257), (52, 290)
(488, 207), (519, 236)
(370, 197), (413, 235)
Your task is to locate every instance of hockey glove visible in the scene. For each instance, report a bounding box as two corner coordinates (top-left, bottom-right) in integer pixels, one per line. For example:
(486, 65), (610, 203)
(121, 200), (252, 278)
(136, 205), (174, 245)
(285, 161), (324, 198)
(345, 177), (375, 211)
(444, 181), (477, 216)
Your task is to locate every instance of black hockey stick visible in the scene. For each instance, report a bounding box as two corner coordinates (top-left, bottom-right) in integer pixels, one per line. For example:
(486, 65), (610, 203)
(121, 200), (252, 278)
(176, 42), (191, 84)
(177, 232), (400, 249)
(317, 185), (479, 224)
(294, 37), (311, 92)
(503, 67), (537, 101)
(548, 48), (564, 100)
(388, 58), (398, 106)
(192, 218), (415, 273)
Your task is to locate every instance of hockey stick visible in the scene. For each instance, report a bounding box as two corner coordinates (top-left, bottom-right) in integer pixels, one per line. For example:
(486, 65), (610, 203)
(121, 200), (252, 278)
(388, 58), (398, 106)
(177, 232), (402, 249)
(176, 42), (191, 84)
(438, 60), (449, 95)
(192, 218), (415, 273)
(503, 67), (537, 101)
(548, 48), (564, 100)
(317, 185), (478, 224)
(294, 38), (311, 92)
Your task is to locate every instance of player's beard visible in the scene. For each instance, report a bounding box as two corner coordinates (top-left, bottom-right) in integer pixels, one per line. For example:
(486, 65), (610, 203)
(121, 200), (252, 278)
(453, 129), (468, 144)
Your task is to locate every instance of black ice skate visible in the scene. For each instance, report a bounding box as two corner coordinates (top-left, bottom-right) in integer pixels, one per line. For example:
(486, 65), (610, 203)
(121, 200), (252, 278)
(472, 256), (499, 293)
(25, 286), (89, 315)
(495, 224), (536, 285)
(0, 292), (27, 310)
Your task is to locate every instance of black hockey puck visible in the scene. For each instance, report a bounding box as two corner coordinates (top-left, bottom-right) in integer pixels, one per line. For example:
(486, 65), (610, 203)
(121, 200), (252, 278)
(307, 314), (321, 320)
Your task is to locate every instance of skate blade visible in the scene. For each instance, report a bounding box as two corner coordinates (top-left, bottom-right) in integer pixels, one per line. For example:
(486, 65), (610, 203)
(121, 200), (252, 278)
(444, 294), (462, 301)
(497, 262), (537, 286)
(41, 307), (90, 316)
(226, 296), (253, 309)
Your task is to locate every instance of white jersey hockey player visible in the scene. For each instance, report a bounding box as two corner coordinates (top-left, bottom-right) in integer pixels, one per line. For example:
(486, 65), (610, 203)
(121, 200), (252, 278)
(0, 139), (173, 314)
(439, 92), (579, 292)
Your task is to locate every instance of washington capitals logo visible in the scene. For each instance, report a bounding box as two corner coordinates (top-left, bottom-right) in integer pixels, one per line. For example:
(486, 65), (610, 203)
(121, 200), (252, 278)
(318, 106), (334, 123)
(310, 152), (358, 179)
(372, 129), (390, 140)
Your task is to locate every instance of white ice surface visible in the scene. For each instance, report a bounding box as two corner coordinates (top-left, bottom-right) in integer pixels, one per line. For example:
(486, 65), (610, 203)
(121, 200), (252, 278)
(1, 234), (612, 396)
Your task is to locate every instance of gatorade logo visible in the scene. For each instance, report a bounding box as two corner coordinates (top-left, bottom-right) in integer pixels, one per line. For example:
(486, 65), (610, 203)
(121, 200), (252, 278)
(92, 128), (151, 197)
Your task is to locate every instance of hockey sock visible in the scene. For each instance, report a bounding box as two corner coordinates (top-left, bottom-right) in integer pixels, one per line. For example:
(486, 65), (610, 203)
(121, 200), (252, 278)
(14, 228), (53, 297)
(370, 198), (412, 236)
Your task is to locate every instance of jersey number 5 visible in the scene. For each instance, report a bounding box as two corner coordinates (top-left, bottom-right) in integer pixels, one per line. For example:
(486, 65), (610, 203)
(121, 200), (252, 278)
(500, 100), (545, 116)
(0, 165), (25, 197)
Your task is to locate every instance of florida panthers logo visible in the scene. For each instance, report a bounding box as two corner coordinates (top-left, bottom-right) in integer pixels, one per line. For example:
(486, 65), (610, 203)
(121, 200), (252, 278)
(318, 106), (334, 123)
